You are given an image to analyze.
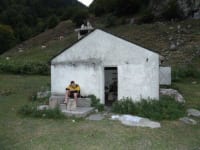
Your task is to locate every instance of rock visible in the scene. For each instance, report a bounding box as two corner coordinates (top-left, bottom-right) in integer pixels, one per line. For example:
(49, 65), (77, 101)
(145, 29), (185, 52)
(6, 57), (10, 60)
(18, 49), (24, 53)
(168, 36), (173, 41)
(130, 18), (135, 24)
(192, 81), (197, 84)
(37, 105), (49, 111)
(187, 24), (192, 29)
(187, 108), (200, 118)
(170, 42), (176, 50)
(111, 115), (161, 128)
(193, 11), (200, 19)
(160, 88), (185, 103)
(41, 45), (47, 49)
(37, 91), (50, 99)
(67, 99), (77, 111)
(86, 114), (105, 121)
(177, 25), (181, 30)
(179, 117), (197, 125)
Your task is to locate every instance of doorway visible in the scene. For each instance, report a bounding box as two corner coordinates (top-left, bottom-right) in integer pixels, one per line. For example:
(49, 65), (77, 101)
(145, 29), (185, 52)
(104, 67), (118, 106)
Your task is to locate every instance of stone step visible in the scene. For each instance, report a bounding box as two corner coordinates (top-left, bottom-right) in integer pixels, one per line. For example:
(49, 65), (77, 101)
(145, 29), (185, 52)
(60, 104), (67, 111)
(49, 95), (91, 108)
(61, 107), (95, 118)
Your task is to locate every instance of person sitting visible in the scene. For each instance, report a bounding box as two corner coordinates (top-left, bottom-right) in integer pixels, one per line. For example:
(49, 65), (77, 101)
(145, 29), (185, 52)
(64, 81), (80, 105)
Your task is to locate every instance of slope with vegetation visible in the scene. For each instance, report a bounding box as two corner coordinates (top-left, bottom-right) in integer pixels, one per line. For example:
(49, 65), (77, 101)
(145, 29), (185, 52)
(0, 0), (88, 54)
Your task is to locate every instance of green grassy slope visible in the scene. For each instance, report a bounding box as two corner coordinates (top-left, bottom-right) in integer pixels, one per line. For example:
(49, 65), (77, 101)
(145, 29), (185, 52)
(0, 19), (200, 74)
(0, 74), (199, 150)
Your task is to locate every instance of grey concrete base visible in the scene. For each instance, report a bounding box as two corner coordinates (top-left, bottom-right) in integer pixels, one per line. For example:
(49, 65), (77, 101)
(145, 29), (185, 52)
(61, 107), (95, 118)
(49, 95), (91, 108)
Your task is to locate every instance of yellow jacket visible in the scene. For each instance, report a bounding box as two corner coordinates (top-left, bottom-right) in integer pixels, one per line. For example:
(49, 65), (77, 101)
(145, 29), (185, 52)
(66, 84), (80, 93)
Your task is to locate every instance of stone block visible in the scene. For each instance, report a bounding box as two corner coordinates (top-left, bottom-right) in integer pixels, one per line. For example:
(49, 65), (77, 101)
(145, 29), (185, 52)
(61, 107), (95, 118)
(49, 95), (91, 108)
(59, 104), (67, 111)
(77, 98), (91, 107)
(159, 67), (171, 85)
(67, 99), (77, 111)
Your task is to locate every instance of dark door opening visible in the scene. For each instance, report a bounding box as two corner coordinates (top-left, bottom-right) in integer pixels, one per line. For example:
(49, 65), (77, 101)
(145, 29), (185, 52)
(104, 67), (118, 106)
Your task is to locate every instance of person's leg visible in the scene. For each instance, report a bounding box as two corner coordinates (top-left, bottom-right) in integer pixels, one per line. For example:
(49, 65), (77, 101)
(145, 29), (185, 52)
(64, 90), (70, 104)
(73, 93), (78, 105)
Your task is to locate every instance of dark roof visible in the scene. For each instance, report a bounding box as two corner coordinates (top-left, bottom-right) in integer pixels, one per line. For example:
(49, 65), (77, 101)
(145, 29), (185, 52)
(49, 28), (160, 63)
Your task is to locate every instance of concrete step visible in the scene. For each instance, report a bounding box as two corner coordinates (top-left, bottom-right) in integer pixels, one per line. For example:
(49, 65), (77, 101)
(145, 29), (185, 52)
(49, 95), (91, 108)
(61, 107), (95, 118)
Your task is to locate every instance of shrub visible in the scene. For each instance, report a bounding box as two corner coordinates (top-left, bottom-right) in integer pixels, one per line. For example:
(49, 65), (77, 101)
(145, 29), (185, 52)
(18, 104), (65, 119)
(88, 95), (104, 112)
(0, 60), (50, 75)
(138, 9), (155, 24)
(0, 24), (16, 54)
(47, 15), (59, 29)
(162, 0), (183, 20)
(112, 96), (185, 121)
(172, 65), (200, 82)
(104, 14), (117, 27)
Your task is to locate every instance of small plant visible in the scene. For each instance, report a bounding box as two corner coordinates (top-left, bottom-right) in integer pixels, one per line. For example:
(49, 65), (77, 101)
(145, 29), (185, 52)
(88, 95), (104, 112)
(18, 104), (65, 119)
(112, 96), (186, 121)
(172, 65), (200, 82)
(161, 0), (183, 20)
(138, 9), (155, 24)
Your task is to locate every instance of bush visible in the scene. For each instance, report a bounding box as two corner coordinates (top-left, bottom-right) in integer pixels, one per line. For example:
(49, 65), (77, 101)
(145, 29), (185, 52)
(138, 9), (155, 24)
(18, 104), (65, 119)
(172, 65), (200, 82)
(104, 14), (117, 27)
(72, 8), (89, 27)
(0, 24), (16, 54)
(112, 96), (186, 121)
(0, 60), (50, 75)
(162, 0), (183, 20)
(88, 95), (104, 112)
(47, 15), (59, 29)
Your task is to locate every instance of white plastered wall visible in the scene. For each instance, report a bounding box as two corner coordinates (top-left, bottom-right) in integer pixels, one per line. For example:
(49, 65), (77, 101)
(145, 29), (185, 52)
(51, 29), (159, 103)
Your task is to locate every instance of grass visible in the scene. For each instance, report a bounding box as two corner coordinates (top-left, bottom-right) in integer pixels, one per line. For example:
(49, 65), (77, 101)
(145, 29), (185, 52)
(0, 73), (200, 150)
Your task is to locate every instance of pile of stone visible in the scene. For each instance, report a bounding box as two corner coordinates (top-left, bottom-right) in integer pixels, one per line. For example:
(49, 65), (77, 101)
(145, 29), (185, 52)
(179, 108), (200, 125)
(111, 115), (161, 128)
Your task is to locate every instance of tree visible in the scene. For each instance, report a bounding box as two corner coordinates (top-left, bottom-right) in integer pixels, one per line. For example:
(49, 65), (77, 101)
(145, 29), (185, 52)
(0, 24), (16, 54)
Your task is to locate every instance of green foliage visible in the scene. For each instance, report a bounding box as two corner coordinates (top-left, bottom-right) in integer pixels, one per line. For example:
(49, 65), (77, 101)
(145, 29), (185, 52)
(112, 97), (136, 114)
(72, 8), (89, 26)
(0, 24), (16, 54)
(89, 95), (104, 112)
(162, 0), (183, 20)
(47, 15), (59, 29)
(0, 60), (50, 75)
(138, 9), (155, 24)
(172, 65), (200, 82)
(18, 104), (65, 119)
(112, 96), (186, 121)
(104, 14), (117, 27)
(90, 0), (150, 16)
(0, 0), (86, 52)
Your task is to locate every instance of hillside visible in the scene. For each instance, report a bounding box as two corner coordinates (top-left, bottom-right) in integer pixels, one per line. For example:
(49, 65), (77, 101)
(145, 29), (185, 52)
(0, 0), (87, 54)
(0, 19), (200, 75)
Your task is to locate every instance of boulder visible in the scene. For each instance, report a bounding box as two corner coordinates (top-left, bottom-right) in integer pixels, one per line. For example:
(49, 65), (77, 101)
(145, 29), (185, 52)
(187, 108), (200, 118)
(160, 88), (185, 103)
(111, 115), (161, 128)
(37, 105), (49, 111)
(179, 117), (197, 125)
(37, 91), (50, 99)
(86, 114), (105, 121)
(67, 99), (77, 111)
